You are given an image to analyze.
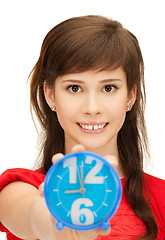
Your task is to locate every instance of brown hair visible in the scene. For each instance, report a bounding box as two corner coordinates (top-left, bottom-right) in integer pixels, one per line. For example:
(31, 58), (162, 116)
(29, 15), (158, 239)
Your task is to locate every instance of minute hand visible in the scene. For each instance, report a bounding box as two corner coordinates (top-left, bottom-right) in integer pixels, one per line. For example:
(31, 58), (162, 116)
(80, 162), (84, 188)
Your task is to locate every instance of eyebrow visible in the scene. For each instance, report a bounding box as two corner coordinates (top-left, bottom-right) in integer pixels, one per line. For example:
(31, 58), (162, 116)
(62, 79), (85, 84)
(100, 79), (122, 83)
(61, 79), (122, 84)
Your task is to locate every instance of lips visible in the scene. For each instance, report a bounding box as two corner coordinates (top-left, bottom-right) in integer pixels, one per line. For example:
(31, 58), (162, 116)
(77, 122), (109, 133)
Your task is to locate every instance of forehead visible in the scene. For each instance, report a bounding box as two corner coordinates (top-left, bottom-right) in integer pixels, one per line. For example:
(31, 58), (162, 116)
(56, 67), (127, 83)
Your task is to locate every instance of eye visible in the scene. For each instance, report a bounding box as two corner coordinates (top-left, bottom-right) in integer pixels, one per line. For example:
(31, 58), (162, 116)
(103, 85), (117, 92)
(67, 85), (82, 93)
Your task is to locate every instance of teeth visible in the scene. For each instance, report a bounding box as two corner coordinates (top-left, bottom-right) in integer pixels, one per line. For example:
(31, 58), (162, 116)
(94, 125), (98, 130)
(79, 123), (106, 130)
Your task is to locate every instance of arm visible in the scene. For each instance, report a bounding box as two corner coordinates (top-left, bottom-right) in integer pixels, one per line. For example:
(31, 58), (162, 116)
(0, 180), (54, 239)
(0, 180), (109, 240)
(0, 145), (112, 240)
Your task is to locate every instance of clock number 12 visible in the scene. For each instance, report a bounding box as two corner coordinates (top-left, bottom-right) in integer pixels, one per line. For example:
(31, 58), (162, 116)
(63, 156), (104, 184)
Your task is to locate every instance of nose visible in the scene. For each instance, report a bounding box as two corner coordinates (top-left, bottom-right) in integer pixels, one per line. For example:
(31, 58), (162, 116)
(82, 93), (101, 116)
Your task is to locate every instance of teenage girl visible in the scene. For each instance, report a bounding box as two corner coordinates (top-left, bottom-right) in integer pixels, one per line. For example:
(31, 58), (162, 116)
(0, 15), (165, 240)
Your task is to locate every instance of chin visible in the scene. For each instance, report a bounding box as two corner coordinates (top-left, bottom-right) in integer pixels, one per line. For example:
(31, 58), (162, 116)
(80, 141), (107, 153)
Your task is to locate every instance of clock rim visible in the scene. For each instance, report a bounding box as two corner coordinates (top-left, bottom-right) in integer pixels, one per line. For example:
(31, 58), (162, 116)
(44, 151), (122, 230)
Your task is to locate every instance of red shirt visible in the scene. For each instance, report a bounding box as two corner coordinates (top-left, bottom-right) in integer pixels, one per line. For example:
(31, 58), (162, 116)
(0, 168), (165, 240)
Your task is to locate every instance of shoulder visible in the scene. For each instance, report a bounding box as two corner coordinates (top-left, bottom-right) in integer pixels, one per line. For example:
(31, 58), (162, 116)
(144, 173), (165, 235)
(0, 168), (45, 191)
(143, 172), (165, 203)
(144, 173), (165, 194)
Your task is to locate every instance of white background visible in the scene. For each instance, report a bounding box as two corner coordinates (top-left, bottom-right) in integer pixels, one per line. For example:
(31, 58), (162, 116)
(0, 0), (165, 239)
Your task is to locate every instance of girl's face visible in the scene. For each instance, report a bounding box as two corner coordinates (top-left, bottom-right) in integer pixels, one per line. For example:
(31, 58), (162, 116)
(44, 67), (136, 155)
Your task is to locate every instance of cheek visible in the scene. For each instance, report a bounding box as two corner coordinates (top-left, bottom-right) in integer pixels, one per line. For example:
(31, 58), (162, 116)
(106, 96), (127, 125)
(115, 101), (127, 117)
(55, 100), (76, 129)
(111, 106), (126, 128)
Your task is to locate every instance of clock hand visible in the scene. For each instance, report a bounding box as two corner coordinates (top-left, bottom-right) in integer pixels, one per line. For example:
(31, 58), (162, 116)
(65, 162), (86, 194)
(77, 166), (82, 187)
(65, 189), (81, 194)
(80, 161), (84, 188)
(80, 161), (86, 197)
(76, 163), (86, 196)
(65, 188), (86, 194)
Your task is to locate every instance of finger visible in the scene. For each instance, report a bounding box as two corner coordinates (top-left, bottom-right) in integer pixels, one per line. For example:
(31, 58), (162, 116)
(104, 155), (118, 169)
(78, 227), (110, 240)
(97, 227), (111, 236)
(38, 182), (44, 196)
(71, 144), (86, 153)
(52, 153), (64, 164)
(52, 145), (86, 166)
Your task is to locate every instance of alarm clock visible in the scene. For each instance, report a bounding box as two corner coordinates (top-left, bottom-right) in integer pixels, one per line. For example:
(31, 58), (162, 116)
(44, 151), (122, 231)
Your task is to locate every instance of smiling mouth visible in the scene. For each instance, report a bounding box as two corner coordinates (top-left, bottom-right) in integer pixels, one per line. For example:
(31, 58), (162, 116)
(77, 122), (109, 132)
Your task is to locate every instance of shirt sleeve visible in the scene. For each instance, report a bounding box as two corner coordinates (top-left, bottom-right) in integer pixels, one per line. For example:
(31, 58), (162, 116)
(0, 168), (45, 191)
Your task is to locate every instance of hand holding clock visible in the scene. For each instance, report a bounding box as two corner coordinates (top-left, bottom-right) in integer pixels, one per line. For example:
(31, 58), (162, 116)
(38, 144), (122, 240)
(38, 144), (112, 240)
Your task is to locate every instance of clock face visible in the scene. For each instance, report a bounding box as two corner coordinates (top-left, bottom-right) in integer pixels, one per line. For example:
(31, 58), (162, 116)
(44, 151), (122, 231)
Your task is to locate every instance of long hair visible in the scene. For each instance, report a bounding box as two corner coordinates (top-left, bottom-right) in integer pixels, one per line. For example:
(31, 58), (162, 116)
(29, 15), (158, 239)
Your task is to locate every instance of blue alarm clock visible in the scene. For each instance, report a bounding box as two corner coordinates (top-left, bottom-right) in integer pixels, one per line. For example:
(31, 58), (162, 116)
(44, 151), (122, 231)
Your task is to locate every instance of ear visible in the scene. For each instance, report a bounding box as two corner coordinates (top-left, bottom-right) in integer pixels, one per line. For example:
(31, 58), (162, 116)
(126, 84), (137, 111)
(43, 82), (56, 110)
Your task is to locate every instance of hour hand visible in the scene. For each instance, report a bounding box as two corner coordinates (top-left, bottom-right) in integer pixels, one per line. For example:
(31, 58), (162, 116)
(65, 189), (81, 194)
(65, 188), (86, 194)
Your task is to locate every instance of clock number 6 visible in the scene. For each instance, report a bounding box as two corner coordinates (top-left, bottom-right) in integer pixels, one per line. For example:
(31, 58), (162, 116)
(63, 156), (104, 184)
(71, 198), (94, 225)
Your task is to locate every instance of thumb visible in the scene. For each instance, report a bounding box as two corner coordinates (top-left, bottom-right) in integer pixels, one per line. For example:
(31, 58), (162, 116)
(38, 182), (44, 196)
(104, 155), (118, 170)
(104, 155), (124, 179)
